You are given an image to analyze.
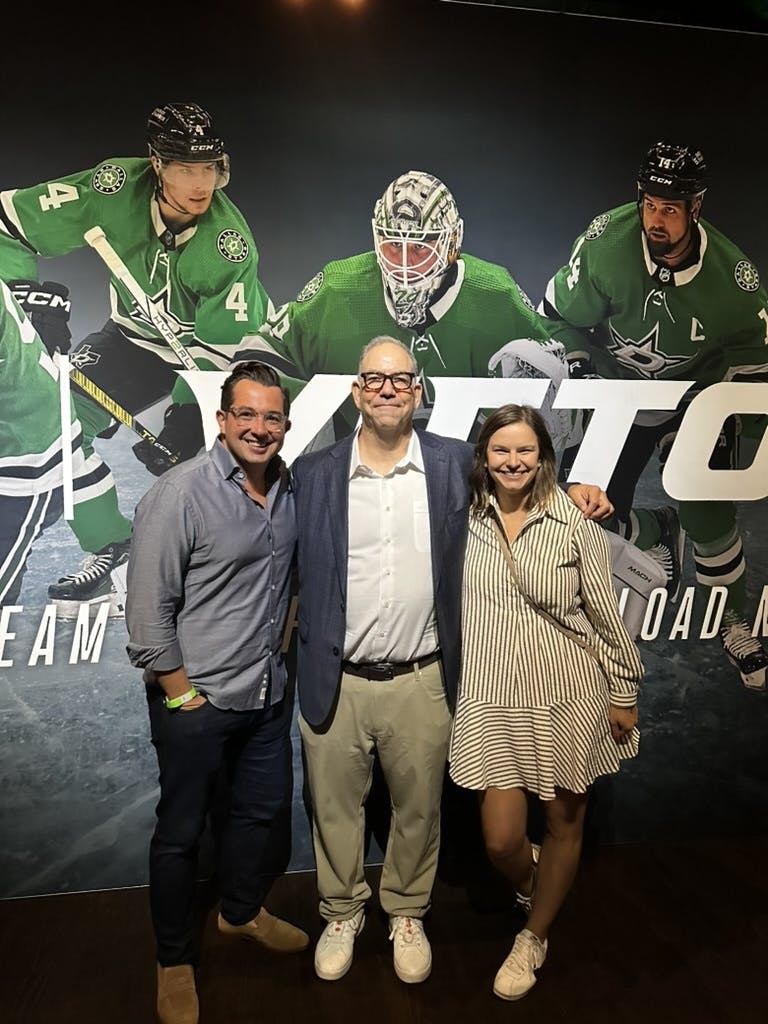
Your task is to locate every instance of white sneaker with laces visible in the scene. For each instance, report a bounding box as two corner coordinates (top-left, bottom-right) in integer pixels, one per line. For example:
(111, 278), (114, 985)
(389, 915), (432, 983)
(493, 928), (548, 1001)
(314, 909), (365, 981)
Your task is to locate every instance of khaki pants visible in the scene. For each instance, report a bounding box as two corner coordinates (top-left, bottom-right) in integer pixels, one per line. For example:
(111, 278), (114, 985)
(299, 659), (452, 921)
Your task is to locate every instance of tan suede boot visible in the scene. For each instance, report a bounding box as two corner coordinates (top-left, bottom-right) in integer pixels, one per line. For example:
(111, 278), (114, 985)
(156, 964), (199, 1024)
(217, 908), (309, 953)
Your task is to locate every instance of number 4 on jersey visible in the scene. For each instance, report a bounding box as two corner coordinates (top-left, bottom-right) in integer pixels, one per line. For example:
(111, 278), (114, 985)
(39, 184), (79, 212)
(226, 282), (248, 322)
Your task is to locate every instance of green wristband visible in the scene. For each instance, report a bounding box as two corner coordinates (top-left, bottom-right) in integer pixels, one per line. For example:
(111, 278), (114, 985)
(164, 687), (198, 710)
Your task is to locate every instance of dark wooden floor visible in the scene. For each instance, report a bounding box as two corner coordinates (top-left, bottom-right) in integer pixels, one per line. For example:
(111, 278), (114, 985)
(2, 836), (767, 1024)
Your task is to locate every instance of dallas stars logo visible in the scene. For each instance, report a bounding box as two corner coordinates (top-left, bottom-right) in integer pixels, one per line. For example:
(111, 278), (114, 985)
(734, 260), (759, 292)
(607, 322), (691, 378)
(217, 229), (249, 263)
(123, 287), (194, 343)
(585, 213), (610, 240)
(297, 271), (324, 302)
(92, 164), (126, 195)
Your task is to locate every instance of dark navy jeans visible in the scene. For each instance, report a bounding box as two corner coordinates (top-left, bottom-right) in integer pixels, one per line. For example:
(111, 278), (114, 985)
(146, 687), (293, 965)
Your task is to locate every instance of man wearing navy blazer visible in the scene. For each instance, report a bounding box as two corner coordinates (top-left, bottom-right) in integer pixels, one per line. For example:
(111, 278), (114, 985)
(291, 336), (611, 986)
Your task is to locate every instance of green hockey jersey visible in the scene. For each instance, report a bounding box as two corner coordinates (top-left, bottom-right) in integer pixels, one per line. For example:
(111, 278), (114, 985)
(542, 203), (768, 391)
(0, 158), (268, 369)
(0, 281), (82, 495)
(238, 251), (553, 391)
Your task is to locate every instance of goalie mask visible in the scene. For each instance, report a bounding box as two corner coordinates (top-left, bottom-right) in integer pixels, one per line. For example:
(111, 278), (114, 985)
(373, 171), (464, 329)
(148, 102), (230, 189)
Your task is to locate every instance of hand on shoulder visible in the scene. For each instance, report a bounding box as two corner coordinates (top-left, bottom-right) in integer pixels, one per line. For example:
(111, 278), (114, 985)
(566, 483), (613, 521)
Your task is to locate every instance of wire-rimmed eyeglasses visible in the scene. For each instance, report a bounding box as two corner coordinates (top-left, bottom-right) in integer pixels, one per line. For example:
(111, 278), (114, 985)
(226, 408), (288, 431)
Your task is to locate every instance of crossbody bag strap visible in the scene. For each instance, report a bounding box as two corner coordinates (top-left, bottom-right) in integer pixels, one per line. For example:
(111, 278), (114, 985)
(489, 514), (601, 661)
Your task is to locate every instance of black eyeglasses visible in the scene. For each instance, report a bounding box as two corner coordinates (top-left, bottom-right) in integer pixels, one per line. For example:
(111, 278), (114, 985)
(358, 372), (417, 393)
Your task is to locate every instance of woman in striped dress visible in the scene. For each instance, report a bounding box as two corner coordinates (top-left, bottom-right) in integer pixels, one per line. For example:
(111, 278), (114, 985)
(448, 404), (643, 1001)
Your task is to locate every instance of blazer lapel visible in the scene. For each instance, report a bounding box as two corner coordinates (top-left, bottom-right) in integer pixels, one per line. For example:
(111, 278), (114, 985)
(421, 432), (449, 595)
(326, 436), (354, 597)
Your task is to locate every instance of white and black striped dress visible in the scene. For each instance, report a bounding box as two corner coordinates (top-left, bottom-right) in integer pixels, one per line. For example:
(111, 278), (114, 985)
(448, 488), (643, 800)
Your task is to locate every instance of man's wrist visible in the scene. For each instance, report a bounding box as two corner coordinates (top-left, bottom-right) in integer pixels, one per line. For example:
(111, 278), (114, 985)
(164, 687), (198, 710)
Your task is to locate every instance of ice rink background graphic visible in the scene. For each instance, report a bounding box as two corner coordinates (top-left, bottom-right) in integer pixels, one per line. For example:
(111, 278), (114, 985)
(1, 0), (767, 897)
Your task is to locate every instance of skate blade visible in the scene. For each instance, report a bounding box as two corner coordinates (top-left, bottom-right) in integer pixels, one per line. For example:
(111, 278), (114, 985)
(50, 594), (125, 619)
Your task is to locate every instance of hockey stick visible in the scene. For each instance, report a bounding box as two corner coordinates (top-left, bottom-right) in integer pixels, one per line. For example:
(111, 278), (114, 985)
(84, 226), (198, 372)
(70, 367), (179, 465)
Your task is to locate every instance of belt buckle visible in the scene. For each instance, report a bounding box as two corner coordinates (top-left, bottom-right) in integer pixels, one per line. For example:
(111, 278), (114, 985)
(370, 662), (395, 681)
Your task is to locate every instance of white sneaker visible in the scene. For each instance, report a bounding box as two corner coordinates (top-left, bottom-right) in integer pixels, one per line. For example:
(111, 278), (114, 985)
(314, 909), (365, 981)
(493, 928), (548, 1001)
(514, 843), (541, 914)
(388, 916), (432, 983)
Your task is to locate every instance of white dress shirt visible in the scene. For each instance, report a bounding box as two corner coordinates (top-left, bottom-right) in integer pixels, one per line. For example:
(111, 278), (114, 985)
(344, 430), (437, 663)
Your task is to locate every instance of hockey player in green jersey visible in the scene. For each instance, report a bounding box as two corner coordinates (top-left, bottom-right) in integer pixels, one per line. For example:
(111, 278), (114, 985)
(0, 279), (85, 604)
(540, 141), (768, 690)
(0, 102), (269, 615)
(235, 169), (575, 448)
(233, 170), (665, 634)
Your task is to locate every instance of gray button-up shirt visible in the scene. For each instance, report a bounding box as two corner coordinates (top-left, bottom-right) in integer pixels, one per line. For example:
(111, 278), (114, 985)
(125, 439), (296, 711)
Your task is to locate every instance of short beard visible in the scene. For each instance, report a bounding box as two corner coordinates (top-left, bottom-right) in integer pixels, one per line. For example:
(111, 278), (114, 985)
(646, 235), (675, 260)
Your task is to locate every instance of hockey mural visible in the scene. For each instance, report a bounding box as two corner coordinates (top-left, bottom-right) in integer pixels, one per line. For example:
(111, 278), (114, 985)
(0, 103), (268, 617)
(1, 3), (767, 898)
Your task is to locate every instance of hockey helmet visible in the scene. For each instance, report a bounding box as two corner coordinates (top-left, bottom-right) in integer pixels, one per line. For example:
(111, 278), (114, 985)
(637, 141), (708, 201)
(147, 102), (230, 188)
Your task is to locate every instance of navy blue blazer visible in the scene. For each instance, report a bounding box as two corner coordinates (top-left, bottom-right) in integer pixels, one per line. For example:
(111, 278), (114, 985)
(292, 430), (473, 728)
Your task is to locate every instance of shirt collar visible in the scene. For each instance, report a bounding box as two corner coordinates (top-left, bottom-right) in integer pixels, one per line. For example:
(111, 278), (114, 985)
(641, 222), (707, 287)
(429, 258), (466, 321)
(210, 438), (288, 493)
(349, 428), (425, 479)
(488, 486), (571, 526)
(150, 194), (198, 249)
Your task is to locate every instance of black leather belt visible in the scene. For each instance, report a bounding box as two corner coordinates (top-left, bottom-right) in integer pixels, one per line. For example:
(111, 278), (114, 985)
(341, 650), (441, 681)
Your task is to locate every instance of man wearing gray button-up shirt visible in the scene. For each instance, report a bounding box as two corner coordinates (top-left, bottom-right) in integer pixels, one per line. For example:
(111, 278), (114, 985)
(126, 361), (308, 1024)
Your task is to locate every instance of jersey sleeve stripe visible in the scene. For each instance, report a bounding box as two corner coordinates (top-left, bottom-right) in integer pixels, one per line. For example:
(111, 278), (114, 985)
(0, 190), (38, 252)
